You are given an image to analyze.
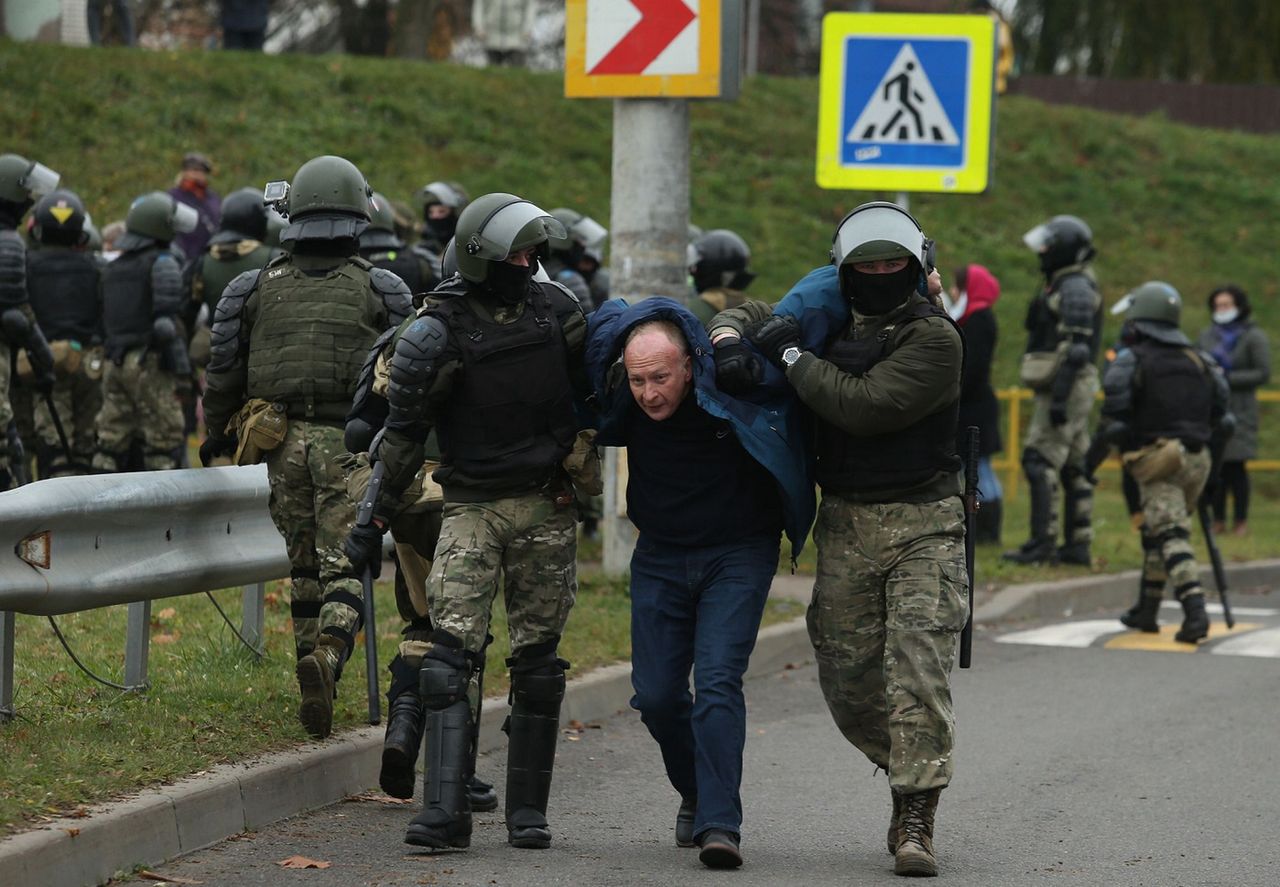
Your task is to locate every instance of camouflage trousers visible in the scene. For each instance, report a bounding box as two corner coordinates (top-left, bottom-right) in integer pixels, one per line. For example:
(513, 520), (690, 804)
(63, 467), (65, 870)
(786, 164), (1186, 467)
(1023, 365), (1098, 545)
(390, 507), (443, 660)
(427, 493), (577, 656)
(807, 494), (969, 793)
(92, 349), (184, 471)
(266, 421), (363, 665)
(1137, 447), (1211, 602)
(35, 366), (102, 473)
(0, 341), (12, 479)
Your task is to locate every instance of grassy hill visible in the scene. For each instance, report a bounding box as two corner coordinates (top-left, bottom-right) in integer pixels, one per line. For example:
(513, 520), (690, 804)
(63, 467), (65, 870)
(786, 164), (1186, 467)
(2, 39), (1277, 392)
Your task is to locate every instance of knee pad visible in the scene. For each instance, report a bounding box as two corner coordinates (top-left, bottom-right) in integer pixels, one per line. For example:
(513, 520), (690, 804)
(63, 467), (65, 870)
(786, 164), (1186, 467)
(507, 642), (569, 709)
(1021, 448), (1053, 477)
(419, 630), (474, 710)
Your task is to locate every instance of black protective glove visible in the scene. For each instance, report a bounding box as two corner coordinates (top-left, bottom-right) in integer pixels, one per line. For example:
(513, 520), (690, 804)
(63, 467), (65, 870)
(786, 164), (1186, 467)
(750, 315), (802, 369)
(33, 370), (56, 396)
(1049, 402), (1068, 427)
(344, 521), (386, 579)
(713, 339), (762, 395)
(198, 435), (235, 467)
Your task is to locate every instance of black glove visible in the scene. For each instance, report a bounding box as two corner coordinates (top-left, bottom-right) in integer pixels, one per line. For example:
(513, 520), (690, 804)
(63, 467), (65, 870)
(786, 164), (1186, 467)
(344, 521), (385, 579)
(750, 315), (802, 368)
(198, 435), (235, 467)
(713, 339), (762, 394)
(1049, 402), (1068, 427)
(33, 370), (55, 396)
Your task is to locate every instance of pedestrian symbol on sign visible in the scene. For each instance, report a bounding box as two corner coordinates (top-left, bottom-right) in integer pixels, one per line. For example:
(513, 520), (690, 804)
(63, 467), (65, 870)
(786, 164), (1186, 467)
(847, 43), (958, 146)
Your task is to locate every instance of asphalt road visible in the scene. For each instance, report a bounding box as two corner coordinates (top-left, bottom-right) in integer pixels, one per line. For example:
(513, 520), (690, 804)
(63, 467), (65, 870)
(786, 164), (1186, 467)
(146, 595), (1280, 886)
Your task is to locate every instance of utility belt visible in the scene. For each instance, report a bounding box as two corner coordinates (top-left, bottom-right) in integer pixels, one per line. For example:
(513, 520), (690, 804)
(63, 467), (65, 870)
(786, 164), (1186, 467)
(1123, 437), (1201, 484)
(16, 339), (100, 380)
(226, 399), (288, 466)
(1018, 346), (1065, 392)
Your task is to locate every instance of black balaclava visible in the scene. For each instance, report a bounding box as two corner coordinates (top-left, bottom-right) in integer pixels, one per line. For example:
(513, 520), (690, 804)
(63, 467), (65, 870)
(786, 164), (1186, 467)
(0, 198), (32, 230)
(425, 213), (457, 247)
(485, 257), (535, 305)
(840, 259), (920, 316)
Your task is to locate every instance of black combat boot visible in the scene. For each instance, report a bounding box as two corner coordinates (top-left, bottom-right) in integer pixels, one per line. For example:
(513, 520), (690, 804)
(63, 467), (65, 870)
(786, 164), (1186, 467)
(505, 648), (569, 849)
(381, 656), (426, 799)
(894, 787), (941, 877)
(468, 775), (498, 812)
(1120, 592), (1161, 633)
(1056, 542), (1091, 566)
(1174, 592), (1210, 644)
(1002, 464), (1056, 564)
(405, 642), (475, 850)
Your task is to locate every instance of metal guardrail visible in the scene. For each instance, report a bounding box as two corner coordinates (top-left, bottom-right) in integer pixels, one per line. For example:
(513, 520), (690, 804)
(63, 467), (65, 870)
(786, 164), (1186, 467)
(995, 387), (1280, 501)
(0, 466), (291, 720)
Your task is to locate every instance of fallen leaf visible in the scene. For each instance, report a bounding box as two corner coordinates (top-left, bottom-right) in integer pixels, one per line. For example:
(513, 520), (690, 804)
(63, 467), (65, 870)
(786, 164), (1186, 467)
(63, 827), (80, 837)
(278, 855), (330, 869)
(567, 719), (585, 731)
(153, 633), (179, 645)
(69, 806), (89, 818)
(137, 870), (202, 885)
(157, 607), (177, 620)
(344, 791), (412, 805)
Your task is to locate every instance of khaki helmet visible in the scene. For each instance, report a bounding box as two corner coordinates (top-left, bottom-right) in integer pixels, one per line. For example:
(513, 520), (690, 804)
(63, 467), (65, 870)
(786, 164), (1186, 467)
(279, 155), (372, 245)
(125, 191), (198, 241)
(0, 153), (60, 204)
(453, 193), (566, 284)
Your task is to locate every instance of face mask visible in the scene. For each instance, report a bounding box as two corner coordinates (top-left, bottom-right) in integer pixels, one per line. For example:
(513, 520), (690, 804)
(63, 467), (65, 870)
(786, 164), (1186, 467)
(426, 216), (456, 245)
(486, 259), (534, 305)
(1213, 308), (1239, 325)
(842, 265), (916, 315)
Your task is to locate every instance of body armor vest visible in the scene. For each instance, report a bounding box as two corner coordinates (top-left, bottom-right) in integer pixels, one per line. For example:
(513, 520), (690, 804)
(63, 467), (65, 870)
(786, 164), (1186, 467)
(202, 241), (273, 314)
(0, 228), (26, 310)
(365, 248), (430, 296)
(102, 246), (159, 355)
(247, 258), (381, 422)
(814, 301), (962, 499)
(431, 284), (577, 494)
(1129, 340), (1213, 449)
(1024, 271), (1104, 360)
(27, 248), (100, 343)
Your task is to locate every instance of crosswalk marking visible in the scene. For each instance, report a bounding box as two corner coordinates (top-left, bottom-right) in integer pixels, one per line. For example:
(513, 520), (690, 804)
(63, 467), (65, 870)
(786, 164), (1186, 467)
(997, 617), (1280, 658)
(1103, 622), (1258, 653)
(998, 620), (1120, 648)
(1210, 627), (1280, 658)
(1160, 601), (1278, 618)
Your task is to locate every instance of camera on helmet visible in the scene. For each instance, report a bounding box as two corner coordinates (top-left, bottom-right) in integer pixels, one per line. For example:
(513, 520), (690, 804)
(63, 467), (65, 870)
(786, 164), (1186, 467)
(263, 180), (290, 217)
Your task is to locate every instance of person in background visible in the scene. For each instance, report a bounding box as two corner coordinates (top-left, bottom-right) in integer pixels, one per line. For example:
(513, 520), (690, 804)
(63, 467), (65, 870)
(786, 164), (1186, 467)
(471, 0), (535, 67)
(1198, 284), (1270, 536)
(87, 0), (136, 46)
(167, 152), (221, 263)
(947, 263), (1003, 542)
(220, 0), (270, 51)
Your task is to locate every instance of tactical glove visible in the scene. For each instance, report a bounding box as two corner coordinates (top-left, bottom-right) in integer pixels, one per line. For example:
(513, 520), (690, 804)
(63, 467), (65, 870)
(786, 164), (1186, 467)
(33, 370), (56, 396)
(344, 522), (386, 579)
(713, 339), (762, 395)
(198, 435), (235, 467)
(751, 315), (802, 369)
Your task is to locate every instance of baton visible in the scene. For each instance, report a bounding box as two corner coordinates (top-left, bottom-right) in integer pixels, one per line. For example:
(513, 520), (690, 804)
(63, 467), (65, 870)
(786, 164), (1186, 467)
(356, 459), (387, 725)
(960, 426), (980, 669)
(1197, 499), (1234, 629)
(42, 393), (76, 468)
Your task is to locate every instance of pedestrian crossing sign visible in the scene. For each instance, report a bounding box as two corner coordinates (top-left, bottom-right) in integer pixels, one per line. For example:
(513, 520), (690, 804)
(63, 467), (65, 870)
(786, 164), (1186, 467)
(816, 12), (997, 194)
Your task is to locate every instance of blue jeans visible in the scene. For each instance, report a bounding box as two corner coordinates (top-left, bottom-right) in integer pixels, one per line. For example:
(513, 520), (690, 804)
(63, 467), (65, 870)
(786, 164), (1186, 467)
(629, 533), (779, 840)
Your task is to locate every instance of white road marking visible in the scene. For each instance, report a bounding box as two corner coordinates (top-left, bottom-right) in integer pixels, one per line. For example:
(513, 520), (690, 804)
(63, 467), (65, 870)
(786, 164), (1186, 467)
(1210, 627), (1280, 658)
(996, 620), (1122, 648)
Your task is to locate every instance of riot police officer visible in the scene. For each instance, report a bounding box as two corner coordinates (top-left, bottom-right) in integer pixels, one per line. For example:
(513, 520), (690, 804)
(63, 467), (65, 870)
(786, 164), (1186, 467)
(359, 191), (438, 298)
(412, 180), (468, 273)
(26, 189), (103, 475)
(687, 229), (756, 330)
(201, 155), (412, 739)
(1004, 214), (1103, 565)
(1086, 283), (1230, 642)
(186, 186), (276, 320)
(546, 207), (607, 312)
(343, 193), (588, 852)
(94, 191), (197, 472)
(710, 201), (967, 878)
(0, 153), (59, 488)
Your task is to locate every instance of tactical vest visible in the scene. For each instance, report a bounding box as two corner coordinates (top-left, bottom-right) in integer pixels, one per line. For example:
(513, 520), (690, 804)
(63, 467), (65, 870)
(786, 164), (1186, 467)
(1024, 270), (1104, 360)
(365, 248), (430, 296)
(246, 257), (381, 422)
(202, 241), (273, 314)
(0, 228), (26, 310)
(814, 301), (963, 499)
(27, 247), (100, 343)
(102, 246), (160, 355)
(430, 284), (577, 494)
(1129, 340), (1213, 449)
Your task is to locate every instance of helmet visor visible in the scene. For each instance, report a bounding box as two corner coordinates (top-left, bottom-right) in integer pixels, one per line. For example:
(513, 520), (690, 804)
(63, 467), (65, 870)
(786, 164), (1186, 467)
(172, 201), (199, 234)
(22, 162), (61, 199)
(571, 216), (608, 249)
(832, 206), (924, 267)
(1022, 223), (1051, 252)
(422, 181), (462, 209)
(1110, 293), (1134, 316)
(464, 201), (566, 261)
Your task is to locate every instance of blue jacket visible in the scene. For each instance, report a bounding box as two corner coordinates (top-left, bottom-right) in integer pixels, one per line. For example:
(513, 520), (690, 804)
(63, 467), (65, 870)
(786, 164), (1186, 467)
(586, 296), (815, 560)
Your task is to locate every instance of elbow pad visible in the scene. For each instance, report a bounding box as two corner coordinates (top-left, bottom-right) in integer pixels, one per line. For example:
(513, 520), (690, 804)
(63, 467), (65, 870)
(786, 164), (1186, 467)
(386, 314), (448, 431)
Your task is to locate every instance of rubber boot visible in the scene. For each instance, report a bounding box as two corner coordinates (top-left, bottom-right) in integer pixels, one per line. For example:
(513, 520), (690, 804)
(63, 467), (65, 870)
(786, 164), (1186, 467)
(296, 638), (341, 740)
(1002, 468), (1056, 565)
(974, 498), (1002, 545)
(894, 787), (941, 877)
(505, 656), (568, 849)
(405, 646), (474, 850)
(1174, 592), (1210, 644)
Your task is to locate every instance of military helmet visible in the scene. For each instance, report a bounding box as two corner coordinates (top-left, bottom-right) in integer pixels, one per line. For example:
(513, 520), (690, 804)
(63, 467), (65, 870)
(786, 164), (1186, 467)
(1023, 214), (1095, 271)
(453, 192), (566, 284)
(218, 187), (269, 241)
(360, 191), (405, 251)
(288, 155), (371, 221)
(548, 207), (608, 257)
(421, 180), (469, 215)
(32, 189), (87, 245)
(689, 229), (755, 292)
(83, 214), (103, 252)
(830, 201), (928, 269)
(1123, 281), (1181, 326)
(440, 237), (458, 279)
(125, 191), (199, 241)
(0, 153), (60, 204)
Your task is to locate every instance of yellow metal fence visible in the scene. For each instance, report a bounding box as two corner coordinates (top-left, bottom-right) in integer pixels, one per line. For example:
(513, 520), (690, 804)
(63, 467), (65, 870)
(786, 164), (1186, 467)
(994, 388), (1280, 501)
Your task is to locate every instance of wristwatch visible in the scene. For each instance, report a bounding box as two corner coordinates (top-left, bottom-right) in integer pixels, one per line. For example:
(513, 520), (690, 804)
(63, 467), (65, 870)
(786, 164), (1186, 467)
(781, 346), (803, 368)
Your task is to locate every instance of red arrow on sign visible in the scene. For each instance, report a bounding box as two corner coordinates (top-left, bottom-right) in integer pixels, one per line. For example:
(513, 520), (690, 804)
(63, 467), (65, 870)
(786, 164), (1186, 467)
(589, 0), (697, 75)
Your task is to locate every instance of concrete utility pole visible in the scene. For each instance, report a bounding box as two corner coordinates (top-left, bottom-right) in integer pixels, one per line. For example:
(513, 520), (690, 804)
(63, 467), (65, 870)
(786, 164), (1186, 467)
(601, 98), (691, 575)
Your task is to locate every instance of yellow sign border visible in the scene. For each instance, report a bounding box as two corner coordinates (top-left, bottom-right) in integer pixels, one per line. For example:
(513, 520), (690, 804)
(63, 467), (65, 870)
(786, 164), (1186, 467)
(565, 0), (721, 98)
(816, 12), (995, 193)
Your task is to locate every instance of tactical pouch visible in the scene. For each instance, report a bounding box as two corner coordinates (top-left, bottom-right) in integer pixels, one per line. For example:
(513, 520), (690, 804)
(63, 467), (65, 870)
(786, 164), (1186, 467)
(15, 342), (81, 379)
(1019, 349), (1063, 392)
(1123, 437), (1186, 484)
(83, 347), (105, 381)
(562, 429), (603, 496)
(341, 451), (444, 517)
(228, 399), (288, 465)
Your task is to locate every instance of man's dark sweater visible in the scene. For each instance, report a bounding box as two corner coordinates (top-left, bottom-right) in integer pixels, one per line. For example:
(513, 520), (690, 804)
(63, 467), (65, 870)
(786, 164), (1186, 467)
(624, 393), (782, 547)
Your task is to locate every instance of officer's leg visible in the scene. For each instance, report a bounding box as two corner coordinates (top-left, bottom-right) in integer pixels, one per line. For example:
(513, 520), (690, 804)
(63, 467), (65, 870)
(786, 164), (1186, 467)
(405, 631), (476, 850)
(92, 359), (132, 473)
(72, 366), (102, 468)
(1120, 524), (1164, 632)
(1002, 447), (1059, 563)
(0, 342), (13, 487)
(1058, 379), (1097, 562)
(140, 363), (185, 470)
(1142, 456), (1209, 644)
(500, 498), (577, 848)
(381, 614), (432, 799)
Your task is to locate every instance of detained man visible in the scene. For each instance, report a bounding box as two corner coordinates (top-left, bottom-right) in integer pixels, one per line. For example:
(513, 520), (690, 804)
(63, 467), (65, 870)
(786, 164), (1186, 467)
(585, 297), (814, 869)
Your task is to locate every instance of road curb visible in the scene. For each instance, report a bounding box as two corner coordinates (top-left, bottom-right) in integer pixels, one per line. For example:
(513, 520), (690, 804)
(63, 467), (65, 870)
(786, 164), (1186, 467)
(0, 614), (814, 887)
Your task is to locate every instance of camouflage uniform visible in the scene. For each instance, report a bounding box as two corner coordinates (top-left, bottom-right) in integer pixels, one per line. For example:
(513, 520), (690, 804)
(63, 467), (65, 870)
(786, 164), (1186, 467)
(92, 351), (183, 471)
(33, 354), (103, 472)
(1022, 363), (1098, 544)
(1136, 449), (1211, 603)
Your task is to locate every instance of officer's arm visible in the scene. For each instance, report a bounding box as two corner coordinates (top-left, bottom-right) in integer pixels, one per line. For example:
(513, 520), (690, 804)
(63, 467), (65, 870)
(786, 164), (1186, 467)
(1099, 348), (1137, 422)
(344, 323), (400, 454)
(786, 317), (962, 436)
(369, 267), (414, 329)
(0, 232), (54, 376)
(708, 299), (774, 341)
(556, 269), (594, 314)
(546, 281), (592, 403)
(181, 255), (205, 333)
(377, 314), (454, 516)
(203, 269), (260, 440)
(1050, 276), (1100, 403)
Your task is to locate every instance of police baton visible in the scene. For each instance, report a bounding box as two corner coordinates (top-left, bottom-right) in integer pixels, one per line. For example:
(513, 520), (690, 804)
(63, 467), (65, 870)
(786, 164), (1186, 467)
(1197, 498), (1234, 629)
(5, 420), (30, 487)
(42, 393), (76, 469)
(960, 426), (980, 669)
(356, 459), (387, 726)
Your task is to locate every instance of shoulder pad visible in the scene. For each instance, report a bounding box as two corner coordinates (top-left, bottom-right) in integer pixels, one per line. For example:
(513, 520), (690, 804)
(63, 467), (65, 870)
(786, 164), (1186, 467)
(221, 268), (262, 305)
(386, 315), (449, 429)
(539, 278), (582, 309)
(349, 255), (374, 271)
(264, 252), (290, 269)
(0, 231), (27, 306)
(395, 313), (449, 359)
(370, 267), (413, 324)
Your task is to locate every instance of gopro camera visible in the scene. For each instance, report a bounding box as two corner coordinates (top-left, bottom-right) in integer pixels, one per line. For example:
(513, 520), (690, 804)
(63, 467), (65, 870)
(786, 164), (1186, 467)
(263, 180), (290, 216)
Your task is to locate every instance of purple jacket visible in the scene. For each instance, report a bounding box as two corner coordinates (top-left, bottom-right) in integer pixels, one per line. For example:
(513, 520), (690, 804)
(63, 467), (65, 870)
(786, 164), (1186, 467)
(167, 184), (221, 262)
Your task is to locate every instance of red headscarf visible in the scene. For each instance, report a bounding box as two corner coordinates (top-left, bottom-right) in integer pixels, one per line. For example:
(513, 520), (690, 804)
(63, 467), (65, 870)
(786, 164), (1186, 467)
(955, 263), (1000, 325)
